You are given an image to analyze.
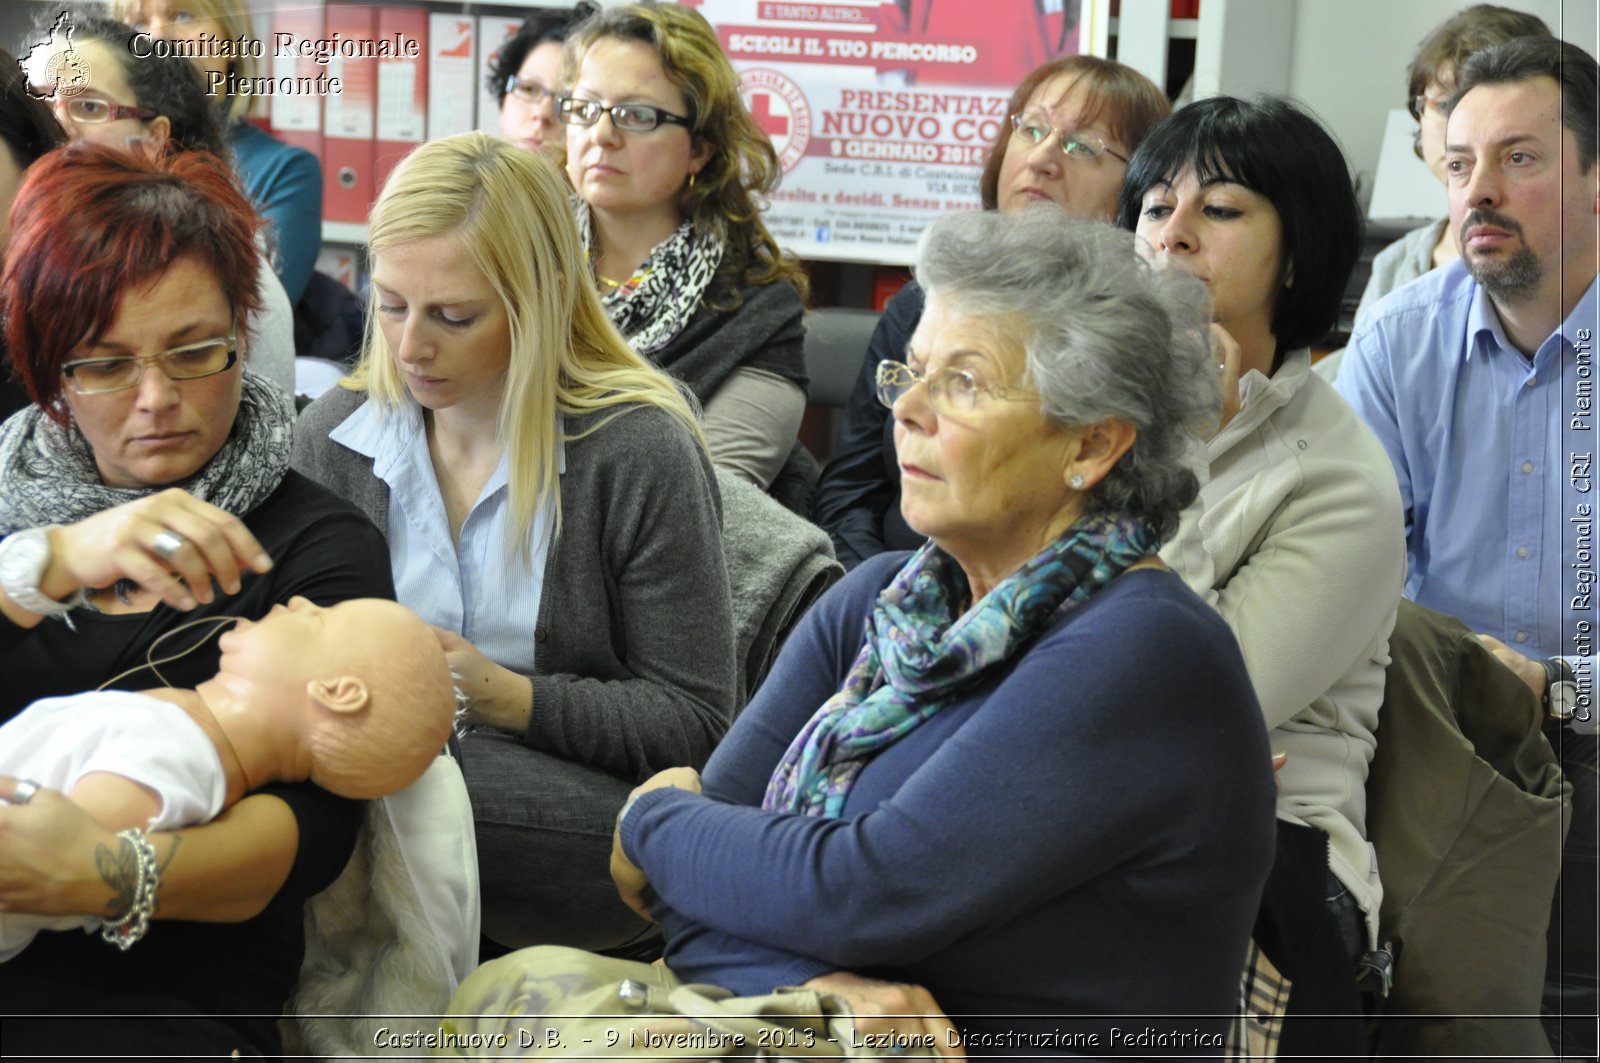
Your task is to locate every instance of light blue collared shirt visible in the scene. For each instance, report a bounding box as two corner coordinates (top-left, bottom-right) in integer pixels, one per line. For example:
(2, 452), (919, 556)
(328, 399), (561, 673)
(1338, 261), (1599, 707)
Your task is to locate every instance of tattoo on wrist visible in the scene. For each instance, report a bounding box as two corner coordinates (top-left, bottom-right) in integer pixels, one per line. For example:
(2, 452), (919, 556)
(93, 834), (178, 917)
(94, 833), (140, 917)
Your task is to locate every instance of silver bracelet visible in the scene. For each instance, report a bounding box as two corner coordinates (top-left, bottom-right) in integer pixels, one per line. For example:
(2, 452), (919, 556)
(98, 828), (159, 951)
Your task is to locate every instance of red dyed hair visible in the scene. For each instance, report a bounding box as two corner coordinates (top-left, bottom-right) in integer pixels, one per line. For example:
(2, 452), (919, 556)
(1, 142), (262, 420)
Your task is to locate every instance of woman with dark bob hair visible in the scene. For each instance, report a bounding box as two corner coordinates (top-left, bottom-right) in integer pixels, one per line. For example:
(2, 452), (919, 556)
(0, 144), (392, 1057)
(814, 55), (1170, 569)
(1118, 96), (1406, 1051)
(443, 210), (1276, 1054)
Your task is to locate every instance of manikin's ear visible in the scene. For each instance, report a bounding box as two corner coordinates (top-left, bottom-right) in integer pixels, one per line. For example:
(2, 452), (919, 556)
(1066, 419), (1138, 492)
(307, 676), (371, 715)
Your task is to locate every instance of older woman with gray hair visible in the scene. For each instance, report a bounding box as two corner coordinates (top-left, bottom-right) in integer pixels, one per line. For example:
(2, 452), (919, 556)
(445, 210), (1278, 1054)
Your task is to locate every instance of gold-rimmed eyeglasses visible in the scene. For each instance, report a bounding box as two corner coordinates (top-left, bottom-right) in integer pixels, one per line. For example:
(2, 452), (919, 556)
(875, 359), (1037, 417)
(61, 332), (239, 395)
(1009, 111), (1128, 164)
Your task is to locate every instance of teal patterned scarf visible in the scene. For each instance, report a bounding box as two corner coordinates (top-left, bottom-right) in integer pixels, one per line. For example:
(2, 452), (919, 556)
(763, 512), (1159, 818)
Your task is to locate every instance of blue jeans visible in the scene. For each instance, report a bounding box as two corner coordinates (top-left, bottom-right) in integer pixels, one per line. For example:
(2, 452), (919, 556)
(459, 730), (657, 953)
(1324, 871), (1365, 967)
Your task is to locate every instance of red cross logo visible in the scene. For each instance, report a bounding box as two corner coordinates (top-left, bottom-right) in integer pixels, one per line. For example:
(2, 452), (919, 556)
(749, 92), (790, 138)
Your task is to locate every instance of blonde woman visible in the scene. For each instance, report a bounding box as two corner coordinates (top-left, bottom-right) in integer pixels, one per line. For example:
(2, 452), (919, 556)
(561, 2), (809, 490)
(116, 0), (322, 302)
(292, 132), (736, 953)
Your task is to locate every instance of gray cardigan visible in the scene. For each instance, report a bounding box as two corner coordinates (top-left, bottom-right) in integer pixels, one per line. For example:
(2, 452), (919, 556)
(293, 387), (738, 781)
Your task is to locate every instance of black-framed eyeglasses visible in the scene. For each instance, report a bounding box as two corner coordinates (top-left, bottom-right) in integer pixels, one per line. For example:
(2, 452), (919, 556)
(875, 359), (1037, 417)
(54, 96), (159, 125)
(61, 332), (239, 395)
(556, 95), (692, 133)
(1009, 111), (1127, 164)
(505, 75), (557, 106)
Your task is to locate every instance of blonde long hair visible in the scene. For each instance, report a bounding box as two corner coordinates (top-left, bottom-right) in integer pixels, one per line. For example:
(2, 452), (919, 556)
(347, 132), (704, 552)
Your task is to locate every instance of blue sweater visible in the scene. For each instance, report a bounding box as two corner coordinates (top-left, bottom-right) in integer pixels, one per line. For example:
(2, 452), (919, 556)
(622, 554), (1276, 1054)
(232, 122), (322, 304)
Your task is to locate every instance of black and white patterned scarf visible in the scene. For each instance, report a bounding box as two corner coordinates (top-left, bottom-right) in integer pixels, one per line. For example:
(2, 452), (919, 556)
(575, 200), (723, 358)
(0, 370), (294, 535)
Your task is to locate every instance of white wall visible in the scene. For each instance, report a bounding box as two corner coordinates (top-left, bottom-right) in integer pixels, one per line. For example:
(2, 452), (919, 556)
(1284, 0), (1599, 209)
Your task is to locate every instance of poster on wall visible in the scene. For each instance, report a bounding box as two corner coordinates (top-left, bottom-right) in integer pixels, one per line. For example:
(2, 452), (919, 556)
(695, 0), (1102, 264)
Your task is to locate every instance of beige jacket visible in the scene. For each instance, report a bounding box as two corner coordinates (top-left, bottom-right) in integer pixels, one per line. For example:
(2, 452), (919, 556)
(1163, 349), (1407, 946)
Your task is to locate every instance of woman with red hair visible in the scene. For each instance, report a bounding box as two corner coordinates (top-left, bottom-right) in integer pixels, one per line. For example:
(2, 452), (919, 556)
(0, 144), (392, 1056)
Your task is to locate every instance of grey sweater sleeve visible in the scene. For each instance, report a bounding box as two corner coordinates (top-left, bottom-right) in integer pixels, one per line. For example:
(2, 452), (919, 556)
(526, 406), (738, 780)
(291, 387), (389, 534)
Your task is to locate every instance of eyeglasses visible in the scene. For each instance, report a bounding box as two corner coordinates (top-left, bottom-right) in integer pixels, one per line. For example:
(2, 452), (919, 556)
(556, 96), (692, 133)
(1009, 112), (1127, 163)
(875, 359), (1037, 417)
(505, 75), (557, 106)
(1409, 91), (1451, 120)
(61, 333), (239, 395)
(54, 96), (159, 124)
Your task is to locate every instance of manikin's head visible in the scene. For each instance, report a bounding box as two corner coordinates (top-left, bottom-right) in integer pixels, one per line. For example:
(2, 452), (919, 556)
(215, 597), (456, 799)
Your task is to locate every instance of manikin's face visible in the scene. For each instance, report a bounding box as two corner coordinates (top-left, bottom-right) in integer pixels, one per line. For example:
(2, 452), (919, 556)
(215, 595), (455, 799)
(218, 596), (425, 691)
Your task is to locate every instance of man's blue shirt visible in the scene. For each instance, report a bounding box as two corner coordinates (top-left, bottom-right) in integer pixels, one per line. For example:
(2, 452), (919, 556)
(1337, 259), (1599, 685)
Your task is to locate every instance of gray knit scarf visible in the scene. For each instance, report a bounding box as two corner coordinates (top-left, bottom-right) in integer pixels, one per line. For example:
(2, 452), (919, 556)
(0, 370), (294, 535)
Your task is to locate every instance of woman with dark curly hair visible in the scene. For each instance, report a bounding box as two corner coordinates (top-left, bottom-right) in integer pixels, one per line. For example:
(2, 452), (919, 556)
(487, 3), (596, 157)
(560, 1), (809, 490)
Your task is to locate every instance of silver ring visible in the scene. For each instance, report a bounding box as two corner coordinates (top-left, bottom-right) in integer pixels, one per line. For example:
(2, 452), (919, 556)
(10, 779), (40, 805)
(151, 530), (186, 561)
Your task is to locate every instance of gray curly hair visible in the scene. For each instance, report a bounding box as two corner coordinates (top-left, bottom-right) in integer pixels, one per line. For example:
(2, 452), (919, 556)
(913, 208), (1219, 541)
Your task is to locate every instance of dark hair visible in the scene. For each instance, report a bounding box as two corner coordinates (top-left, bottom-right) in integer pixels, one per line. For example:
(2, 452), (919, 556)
(979, 56), (1170, 210)
(47, 12), (228, 158)
(1115, 96), (1362, 355)
(2, 143), (262, 419)
(1406, 5), (1550, 117)
(1449, 36), (1598, 173)
(0, 45), (67, 170)
(486, 3), (598, 105)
